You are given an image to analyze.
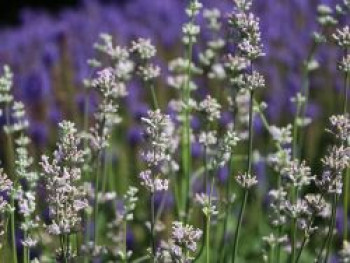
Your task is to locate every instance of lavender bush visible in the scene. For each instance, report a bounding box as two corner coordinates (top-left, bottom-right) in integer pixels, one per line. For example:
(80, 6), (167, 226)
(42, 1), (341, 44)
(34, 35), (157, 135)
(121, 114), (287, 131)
(0, 0), (350, 262)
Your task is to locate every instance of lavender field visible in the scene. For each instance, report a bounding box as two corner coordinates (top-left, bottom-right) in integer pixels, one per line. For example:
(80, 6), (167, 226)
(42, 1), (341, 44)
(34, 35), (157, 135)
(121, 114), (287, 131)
(0, 0), (350, 262)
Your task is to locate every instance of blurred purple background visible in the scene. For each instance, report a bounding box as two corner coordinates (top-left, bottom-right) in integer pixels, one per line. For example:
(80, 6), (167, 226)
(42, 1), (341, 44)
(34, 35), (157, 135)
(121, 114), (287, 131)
(0, 0), (347, 158)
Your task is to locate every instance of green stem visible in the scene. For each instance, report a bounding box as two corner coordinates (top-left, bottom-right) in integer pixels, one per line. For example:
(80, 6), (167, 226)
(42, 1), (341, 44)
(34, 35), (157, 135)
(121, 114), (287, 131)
(220, 155), (234, 262)
(343, 48), (349, 242)
(10, 193), (17, 263)
(255, 99), (285, 262)
(149, 83), (159, 109)
(23, 232), (27, 263)
(344, 168), (350, 241)
(316, 194), (337, 263)
(269, 245), (274, 263)
(101, 152), (109, 194)
(206, 175), (215, 263)
(295, 234), (308, 263)
(82, 87), (90, 263)
(343, 49), (349, 114)
(291, 91), (302, 263)
(323, 195), (338, 263)
(206, 214), (210, 263)
(232, 89), (254, 262)
(124, 220), (128, 263)
(93, 152), (102, 247)
(275, 176), (282, 263)
(292, 99), (302, 160)
(182, 11), (195, 221)
(183, 45), (193, 222)
(290, 187), (299, 263)
(150, 192), (156, 262)
(298, 41), (317, 159)
(4, 103), (17, 263)
(291, 217), (297, 263)
(232, 189), (248, 263)
(247, 90), (254, 175)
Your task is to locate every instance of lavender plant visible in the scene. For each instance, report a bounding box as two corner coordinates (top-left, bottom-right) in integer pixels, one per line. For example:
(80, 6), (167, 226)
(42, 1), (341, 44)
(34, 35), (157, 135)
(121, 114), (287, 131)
(0, 0), (350, 262)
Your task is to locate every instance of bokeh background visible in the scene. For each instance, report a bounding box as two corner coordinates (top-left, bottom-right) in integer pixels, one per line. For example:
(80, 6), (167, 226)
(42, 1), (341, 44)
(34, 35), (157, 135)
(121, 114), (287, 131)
(0, 0), (348, 260)
(0, 0), (345, 155)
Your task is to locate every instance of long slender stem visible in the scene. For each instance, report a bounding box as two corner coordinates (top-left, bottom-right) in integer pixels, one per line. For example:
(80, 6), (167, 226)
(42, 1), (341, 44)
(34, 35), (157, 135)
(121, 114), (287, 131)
(298, 41), (317, 159)
(149, 83), (159, 110)
(82, 86), (90, 263)
(193, 145), (210, 263)
(343, 48), (349, 242)
(291, 217), (297, 263)
(150, 192), (156, 262)
(181, 6), (196, 221)
(10, 193), (17, 263)
(344, 182), (349, 243)
(123, 219), (127, 263)
(5, 103), (18, 263)
(232, 88), (254, 262)
(27, 247), (30, 263)
(343, 51), (349, 114)
(23, 229), (28, 263)
(296, 234), (308, 263)
(255, 99), (286, 262)
(290, 187), (299, 263)
(292, 99), (301, 160)
(93, 152), (102, 247)
(247, 90), (254, 175)
(220, 155), (234, 262)
(232, 189), (248, 263)
(183, 38), (193, 222)
(269, 245), (274, 263)
(290, 91), (303, 263)
(206, 175), (215, 263)
(316, 194), (337, 263)
(206, 213), (210, 263)
(324, 195), (338, 263)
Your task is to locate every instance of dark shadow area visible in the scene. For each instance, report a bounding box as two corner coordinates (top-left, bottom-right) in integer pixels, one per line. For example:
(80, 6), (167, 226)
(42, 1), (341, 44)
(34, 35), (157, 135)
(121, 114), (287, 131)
(0, 0), (80, 26)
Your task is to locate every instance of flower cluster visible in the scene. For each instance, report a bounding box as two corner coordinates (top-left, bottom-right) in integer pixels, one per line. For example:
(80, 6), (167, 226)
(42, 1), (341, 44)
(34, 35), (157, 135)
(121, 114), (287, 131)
(333, 26), (350, 48)
(3, 102), (29, 135)
(198, 95), (221, 122)
(183, 0), (202, 45)
(236, 172), (258, 189)
(229, 1), (264, 60)
(40, 121), (88, 238)
(157, 221), (202, 261)
(14, 134), (40, 249)
(329, 114), (350, 142)
(139, 110), (174, 192)
(0, 169), (13, 248)
(0, 0), (350, 262)
(281, 160), (313, 188)
(130, 38), (160, 82)
(195, 193), (218, 217)
(87, 34), (133, 151)
(0, 65), (13, 105)
(107, 186), (138, 260)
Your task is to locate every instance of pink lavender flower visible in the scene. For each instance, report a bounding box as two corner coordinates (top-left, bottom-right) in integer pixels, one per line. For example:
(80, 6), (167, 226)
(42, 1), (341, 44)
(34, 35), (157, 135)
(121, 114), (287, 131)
(0, 169), (13, 248)
(333, 26), (350, 48)
(169, 221), (202, 260)
(329, 114), (350, 142)
(198, 95), (221, 122)
(40, 121), (88, 237)
(236, 172), (258, 189)
(281, 160), (313, 188)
